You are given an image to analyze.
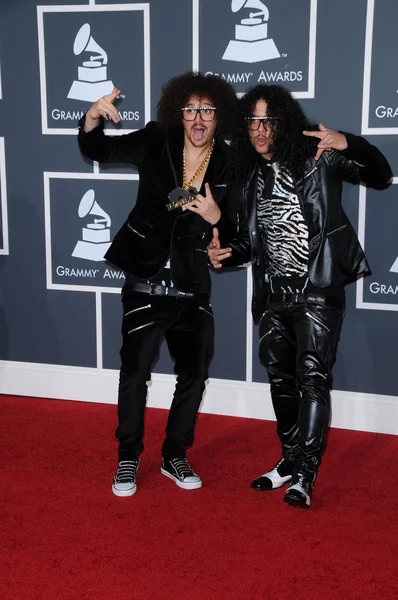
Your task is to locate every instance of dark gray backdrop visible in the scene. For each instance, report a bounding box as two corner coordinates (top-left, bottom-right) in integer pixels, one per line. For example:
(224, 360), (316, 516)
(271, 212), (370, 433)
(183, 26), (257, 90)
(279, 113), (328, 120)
(0, 0), (397, 398)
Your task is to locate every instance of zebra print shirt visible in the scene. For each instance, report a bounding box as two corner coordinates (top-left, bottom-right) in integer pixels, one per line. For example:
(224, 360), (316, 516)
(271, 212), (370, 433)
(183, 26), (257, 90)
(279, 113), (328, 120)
(257, 163), (309, 278)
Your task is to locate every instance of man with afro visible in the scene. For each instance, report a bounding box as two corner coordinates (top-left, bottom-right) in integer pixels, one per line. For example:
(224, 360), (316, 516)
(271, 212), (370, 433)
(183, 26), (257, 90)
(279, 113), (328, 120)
(78, 72), (238, 497)
(208, 84), (392, 508)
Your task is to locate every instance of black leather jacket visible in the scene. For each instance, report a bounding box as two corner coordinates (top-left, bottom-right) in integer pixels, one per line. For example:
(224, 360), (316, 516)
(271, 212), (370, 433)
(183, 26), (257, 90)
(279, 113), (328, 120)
(221, 132), (392, 322)
(78, 117), (237, 295)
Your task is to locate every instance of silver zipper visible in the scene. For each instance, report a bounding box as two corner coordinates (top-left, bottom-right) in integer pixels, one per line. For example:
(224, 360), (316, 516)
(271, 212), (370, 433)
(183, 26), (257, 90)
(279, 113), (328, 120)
(128, 321), (155, 334)
(326, 224), (347, 236)
(199, 306), (213, 318)
(305, 312), (330, 331)
(127, 223), (145, 238)
(303, 165), (318, 179)
(165, 218), (178, 278)
(125, 304), (151, 317)
(259, 326), (276, 346)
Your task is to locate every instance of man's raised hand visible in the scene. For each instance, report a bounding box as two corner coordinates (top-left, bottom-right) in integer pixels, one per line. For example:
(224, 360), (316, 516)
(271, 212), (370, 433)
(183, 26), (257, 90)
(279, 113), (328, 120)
(185, 183), (221, 225)
(86, 87), (121, 128)
(303, 123), (348, 161)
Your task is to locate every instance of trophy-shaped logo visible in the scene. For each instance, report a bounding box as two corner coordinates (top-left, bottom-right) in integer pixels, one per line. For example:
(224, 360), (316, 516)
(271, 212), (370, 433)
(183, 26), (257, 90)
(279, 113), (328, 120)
(222, 0), (280, 63)
(67, 23), (114, 102)
(72, 189), (111, 261)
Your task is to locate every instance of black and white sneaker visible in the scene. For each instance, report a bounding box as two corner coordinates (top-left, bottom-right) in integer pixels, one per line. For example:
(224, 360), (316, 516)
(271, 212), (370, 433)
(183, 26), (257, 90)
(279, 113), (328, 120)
(161, 458), (202, 490)
(284, 471), (315, 508)
(112, 459), (139, 497)
(251, 458), (293, 490)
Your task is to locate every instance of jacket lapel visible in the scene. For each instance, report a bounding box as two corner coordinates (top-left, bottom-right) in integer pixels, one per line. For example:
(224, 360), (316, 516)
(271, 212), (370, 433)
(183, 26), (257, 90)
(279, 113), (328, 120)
(245, 167), (258, 228)
(293, 158), (319, 216)
(200, 140), (227, 192)
(164, 128), (184, 191)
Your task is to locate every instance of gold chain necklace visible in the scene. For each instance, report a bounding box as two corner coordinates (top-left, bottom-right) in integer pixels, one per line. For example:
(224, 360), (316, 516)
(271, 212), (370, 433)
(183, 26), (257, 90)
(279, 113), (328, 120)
(183, 139), (215, 190)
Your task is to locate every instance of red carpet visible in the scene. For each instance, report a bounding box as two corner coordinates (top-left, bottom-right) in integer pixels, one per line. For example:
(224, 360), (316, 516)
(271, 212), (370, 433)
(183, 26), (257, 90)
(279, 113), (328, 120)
(1, 394), (397, 600)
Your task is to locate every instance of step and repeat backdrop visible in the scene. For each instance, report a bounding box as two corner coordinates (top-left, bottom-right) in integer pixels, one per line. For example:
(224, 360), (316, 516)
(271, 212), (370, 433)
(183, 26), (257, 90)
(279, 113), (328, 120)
(0, 0), (397, 410)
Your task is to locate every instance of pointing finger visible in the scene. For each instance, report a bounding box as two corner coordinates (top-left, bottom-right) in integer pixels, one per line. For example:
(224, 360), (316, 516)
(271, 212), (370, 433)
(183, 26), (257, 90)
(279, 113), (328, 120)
(303, 130), (323, 139)
(314, 147), (325, 161)
(109, 87), (120, 101)
(213, 250), (231, 261)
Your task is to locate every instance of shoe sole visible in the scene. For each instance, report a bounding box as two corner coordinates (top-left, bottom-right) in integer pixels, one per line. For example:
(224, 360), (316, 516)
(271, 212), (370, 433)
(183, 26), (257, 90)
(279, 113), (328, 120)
(160, 468), (202, 490)
(283, 496), (310, 509)
(112, 484), (137, 497)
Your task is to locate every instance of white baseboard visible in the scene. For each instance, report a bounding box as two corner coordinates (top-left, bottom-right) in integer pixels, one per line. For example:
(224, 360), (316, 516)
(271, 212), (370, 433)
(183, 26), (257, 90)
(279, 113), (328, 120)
(0, 360), (397, 435)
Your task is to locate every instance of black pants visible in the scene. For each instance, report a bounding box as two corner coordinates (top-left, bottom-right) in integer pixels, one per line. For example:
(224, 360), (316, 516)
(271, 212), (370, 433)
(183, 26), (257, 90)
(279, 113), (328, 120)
(116, 289), (214, 461)
(259, 296), (345, 474)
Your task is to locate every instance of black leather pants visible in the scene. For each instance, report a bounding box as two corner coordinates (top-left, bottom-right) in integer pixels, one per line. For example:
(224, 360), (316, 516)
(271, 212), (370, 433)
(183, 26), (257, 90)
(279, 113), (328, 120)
(116, 289), (214, 461)
(258, 295), (345, 474)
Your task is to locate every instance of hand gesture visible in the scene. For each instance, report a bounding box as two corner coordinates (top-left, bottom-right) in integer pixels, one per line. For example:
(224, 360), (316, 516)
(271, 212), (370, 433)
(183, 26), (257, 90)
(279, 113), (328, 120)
(303, 123), (347, 161)
(207, 227), (231, 268)
(185, 183), (221, 225)
(87, 87), (121, 124)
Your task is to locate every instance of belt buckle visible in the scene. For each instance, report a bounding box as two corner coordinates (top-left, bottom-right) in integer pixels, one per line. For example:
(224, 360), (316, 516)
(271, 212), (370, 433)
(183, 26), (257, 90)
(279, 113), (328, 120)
(282, 292), (294, 303)
(150, 283), (169, 296)
(281, 292), (300, 303)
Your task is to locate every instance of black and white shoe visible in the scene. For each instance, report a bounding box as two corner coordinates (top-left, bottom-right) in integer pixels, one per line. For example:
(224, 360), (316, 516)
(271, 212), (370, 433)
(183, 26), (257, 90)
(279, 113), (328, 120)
(284, 471), (315, 508)
(112, 459), (139, 497)
(251, 458), (293, 490)
(161, 458), (202, 490)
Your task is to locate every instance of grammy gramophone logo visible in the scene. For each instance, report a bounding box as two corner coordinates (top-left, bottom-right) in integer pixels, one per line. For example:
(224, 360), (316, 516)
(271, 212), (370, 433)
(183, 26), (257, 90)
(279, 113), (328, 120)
(223, 0), (280, 63)
(67, 23), (114, 102)
(72, 189), (112, 262)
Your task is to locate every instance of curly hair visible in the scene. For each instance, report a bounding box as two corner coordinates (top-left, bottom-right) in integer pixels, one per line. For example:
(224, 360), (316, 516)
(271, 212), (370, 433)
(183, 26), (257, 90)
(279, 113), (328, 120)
(231, 84), (319, 179)
(156, 71), (237, 139)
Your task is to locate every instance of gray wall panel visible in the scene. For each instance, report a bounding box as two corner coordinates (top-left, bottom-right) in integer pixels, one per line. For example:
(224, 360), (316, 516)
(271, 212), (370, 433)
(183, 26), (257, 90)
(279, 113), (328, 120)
(0, 0), (396, 402)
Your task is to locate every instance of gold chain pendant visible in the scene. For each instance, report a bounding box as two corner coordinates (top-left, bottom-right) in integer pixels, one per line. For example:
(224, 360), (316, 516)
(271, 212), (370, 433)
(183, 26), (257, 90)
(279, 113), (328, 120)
(183, 139), (215, 190)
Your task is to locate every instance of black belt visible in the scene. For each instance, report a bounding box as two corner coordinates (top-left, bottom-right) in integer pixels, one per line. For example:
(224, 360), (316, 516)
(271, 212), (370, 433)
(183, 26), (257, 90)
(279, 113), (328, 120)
(266, 293), (343, 308)
(126, 282), (195, 298)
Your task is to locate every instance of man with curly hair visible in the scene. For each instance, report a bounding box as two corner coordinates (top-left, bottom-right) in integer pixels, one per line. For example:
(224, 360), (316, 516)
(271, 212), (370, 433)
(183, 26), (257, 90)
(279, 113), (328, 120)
(78, 72), (238, 497)
(208, 84), (392, 508)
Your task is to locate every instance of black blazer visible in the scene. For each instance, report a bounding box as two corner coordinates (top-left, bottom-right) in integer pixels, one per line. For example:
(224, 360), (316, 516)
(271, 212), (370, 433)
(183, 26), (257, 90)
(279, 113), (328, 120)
(78, 117), (237, 295)
(221, 132), (392, 322)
